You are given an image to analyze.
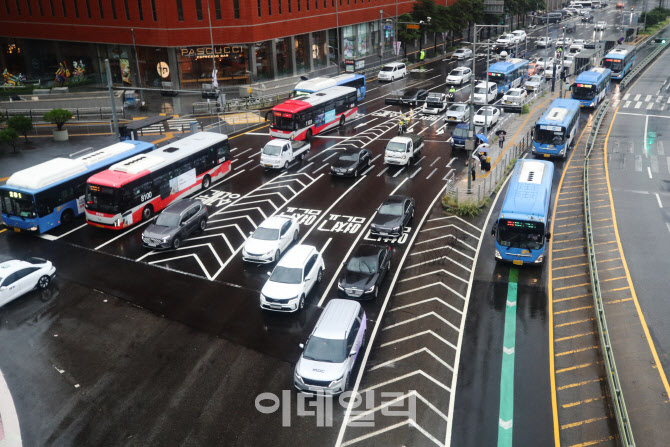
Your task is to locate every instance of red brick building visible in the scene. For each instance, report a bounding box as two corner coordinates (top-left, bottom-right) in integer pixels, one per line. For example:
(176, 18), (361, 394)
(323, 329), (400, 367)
(0, 0), (421, 89)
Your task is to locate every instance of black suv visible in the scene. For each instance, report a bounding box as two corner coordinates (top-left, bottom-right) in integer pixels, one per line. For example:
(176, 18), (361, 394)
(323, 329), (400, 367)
(142, 199), (208, 249)
(582, 15), (594, 23)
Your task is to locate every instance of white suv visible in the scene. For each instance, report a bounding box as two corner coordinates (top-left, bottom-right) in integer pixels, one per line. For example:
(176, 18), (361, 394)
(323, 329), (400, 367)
(377, 62), (406, 82)
(511, 30), (527, 43)
(0, 258), (56, 307)
(260, 245), (325, 312)
(242, 215), (300, 263)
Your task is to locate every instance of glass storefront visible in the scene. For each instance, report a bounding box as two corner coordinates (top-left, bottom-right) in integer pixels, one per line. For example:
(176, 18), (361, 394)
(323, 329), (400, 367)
(177, 44), (249, 88)
(255, 40), (273, 82)
(328, 28), (339, 65)
(343, 26), (355, 58)
(311, 31), (328, 70)
(357, 23), (369, 57)
(136, 47), (170, 88)
(275, 37), (293, 77)
(295, 33), (309, 74)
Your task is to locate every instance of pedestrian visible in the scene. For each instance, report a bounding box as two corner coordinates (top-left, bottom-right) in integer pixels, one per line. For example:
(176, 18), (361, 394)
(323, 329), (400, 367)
(420, 49), (425, 61)
(499, 133), (505, 149)
(470, 155), (478, 181)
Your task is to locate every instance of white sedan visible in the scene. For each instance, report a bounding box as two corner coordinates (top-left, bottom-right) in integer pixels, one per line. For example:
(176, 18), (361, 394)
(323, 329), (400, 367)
(502, 88), (527, 106)
(536, 57), (554, 69)
(446, 67), (473, 85)
(473, 106), (501, 126)
(525, 74), (546, 91)
(445, 103), (471, 122)
(595, 21), (607, 30)
(511, 30), (527, 43)
(452, 48), (473, 60)
(0, 258), (56, 308)
(536, 37), (554, 48)
(556, 37), (573, 47)
(242, 215), (300, 263)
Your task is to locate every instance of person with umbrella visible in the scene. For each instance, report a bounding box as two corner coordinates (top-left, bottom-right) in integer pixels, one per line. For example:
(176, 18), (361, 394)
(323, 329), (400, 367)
(476, 133), (491, 172)
(496, 129), (507, 149)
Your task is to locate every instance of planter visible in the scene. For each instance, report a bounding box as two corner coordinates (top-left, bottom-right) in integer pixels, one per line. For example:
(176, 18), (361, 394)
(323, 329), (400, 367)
(53, 129), (69, 141)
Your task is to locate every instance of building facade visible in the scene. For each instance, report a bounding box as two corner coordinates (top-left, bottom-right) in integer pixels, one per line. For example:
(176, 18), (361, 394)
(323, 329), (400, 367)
(0, 0), (428, 91)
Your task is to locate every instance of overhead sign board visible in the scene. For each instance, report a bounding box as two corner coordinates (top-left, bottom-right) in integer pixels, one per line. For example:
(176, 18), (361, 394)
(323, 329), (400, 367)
(406, 24), (420, 29)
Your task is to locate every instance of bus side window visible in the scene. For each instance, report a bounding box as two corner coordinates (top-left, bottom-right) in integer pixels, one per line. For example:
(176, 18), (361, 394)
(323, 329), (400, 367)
(194, 155), (207, 174)
(335, 99), (345, 114)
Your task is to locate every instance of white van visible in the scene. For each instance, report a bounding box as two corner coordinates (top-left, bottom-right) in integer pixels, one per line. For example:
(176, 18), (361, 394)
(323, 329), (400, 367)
(377, 62), (407, 82)
(294, 299), (367, 395)
(473, 82), (498, 104)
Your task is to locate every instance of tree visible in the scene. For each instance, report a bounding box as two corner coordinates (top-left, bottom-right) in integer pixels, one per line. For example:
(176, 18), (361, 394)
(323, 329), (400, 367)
(7, 115), (33, 142)
(397, 13), (421, 58)
(0, 128), (20, 153)
(42, 108), (72, 131)
(412, 0), (439, 56)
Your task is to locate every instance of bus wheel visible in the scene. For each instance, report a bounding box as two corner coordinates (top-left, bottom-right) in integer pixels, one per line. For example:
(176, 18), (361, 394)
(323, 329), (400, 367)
(202, 175), (211, 190)
(340, 116), (345, 127)
(305, 129), (312, 141)
(60, 209), (74, 225)
(142, 205), (154, 221)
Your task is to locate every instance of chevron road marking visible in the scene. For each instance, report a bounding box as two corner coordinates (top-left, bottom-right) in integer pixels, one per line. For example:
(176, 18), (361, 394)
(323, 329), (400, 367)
(420, 223), (480, 239)
(369, 347), (454, 373)
(395, 282), (466, 300)
(383, 311), (460, 334)
(207, 215), (257, 227)
(410, 245), (475, 261)
(427, 214), (482, 232)
(350, 390), (448, 423)
(148, 253), (213, 280)
(380, 329), (458, 351)
(360, 369), (451, 394)
(391, 297), (464, 316)
(404, 255), (472, 272)
(341, 418), (444, 447)
(398, 269), (469, 284)
(415, 233), (477, 252)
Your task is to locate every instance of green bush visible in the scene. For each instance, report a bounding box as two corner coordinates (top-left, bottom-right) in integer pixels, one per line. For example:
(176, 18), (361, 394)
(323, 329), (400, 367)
(640, 7), (670, 27)
(441, 194), (490, 217)
(521, 104), (530, 114)
(0, 127), (20, 152)
(43, 108), (72, 131)
(7, 115), (33, 142)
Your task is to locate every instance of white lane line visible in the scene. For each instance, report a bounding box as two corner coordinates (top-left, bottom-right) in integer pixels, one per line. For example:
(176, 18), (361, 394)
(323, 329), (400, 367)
(235, 147), (254, 157)
(371, 154), (382, 163)
(634, 102), (642, 109)
(410, 167), (423, 178)
(322, 152), (339, 162)
(392, 166), (406, 178)
(623, 93), (630, 100)
(321, 237), (333, 254)
(230, 147), (239, 152)
(426, 168), (438, 179)
(95, 219), (153, 251)
(648, 166), (652, 179)
(318, 177), (409, 309)
(618, 112), (670, 119)
(377, 166), (389, 177)
(297, 162), (314, 173)
(645, 95), (652, 102)
(355, 119), (375, 129)
(447, 158), (456, 168)
(235, 159), (254, 170)
(430, 156), (441, 167)
(362, 165), (375, 176)
(50, 223), (88, 240)
(298, 174), (368, 244)
(443, 168), (455, 180)
(313, 163), (330, 173)
(656, 193), (663, 208)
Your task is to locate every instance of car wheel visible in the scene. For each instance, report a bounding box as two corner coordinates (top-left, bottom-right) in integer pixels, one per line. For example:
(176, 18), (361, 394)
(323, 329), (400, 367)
(284, 161), (289, 170)
(142, 205), (154, 221)
(61, 209), (74, 225)
(202, 174), (211, 190)
(37, 275), (50, 289)
(299, 294), (305, 310)
(172, 237), (181, 249)
(199, 218), (207, 232)
(317, 268), (323, 283)
(275, 249), (281, 262)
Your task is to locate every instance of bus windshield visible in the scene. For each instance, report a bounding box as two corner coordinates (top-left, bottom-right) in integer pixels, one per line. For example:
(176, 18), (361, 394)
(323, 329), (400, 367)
(572, 84), (596, 100)
(0, 190), (36, 218)
(603, 59), (623, 72)
(272, 113), (295, 131)
(86, 184), (121, 214)
(534, 126), (566, 145)
(497, 219), (545, 250)
(488, 72), (505, 83)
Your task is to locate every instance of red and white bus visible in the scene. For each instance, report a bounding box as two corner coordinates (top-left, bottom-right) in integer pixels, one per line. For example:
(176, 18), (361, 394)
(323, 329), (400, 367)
(270, 85), (358, 141)
(85, 132), (230, 230)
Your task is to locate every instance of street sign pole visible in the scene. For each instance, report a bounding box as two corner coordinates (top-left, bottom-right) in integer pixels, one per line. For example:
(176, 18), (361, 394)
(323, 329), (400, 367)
(105, 59), (119, 138)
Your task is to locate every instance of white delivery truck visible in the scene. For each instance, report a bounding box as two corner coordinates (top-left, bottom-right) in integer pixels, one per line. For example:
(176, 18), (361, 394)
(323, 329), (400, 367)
(384, 134), (424, 166)
(260, 139), (311, 170)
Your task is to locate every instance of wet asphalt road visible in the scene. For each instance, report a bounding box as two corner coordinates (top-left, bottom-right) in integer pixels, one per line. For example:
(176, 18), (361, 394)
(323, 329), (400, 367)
(0, 9), (659, 445)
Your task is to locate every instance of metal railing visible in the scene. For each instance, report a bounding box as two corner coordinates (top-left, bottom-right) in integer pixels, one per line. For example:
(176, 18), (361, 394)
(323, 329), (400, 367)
(583, 98), (636, 447)
(193, 94), (287, 115)
(1, 106), (125, 121)
(620, 40), (669, 90)
(201, 110), (265, 135)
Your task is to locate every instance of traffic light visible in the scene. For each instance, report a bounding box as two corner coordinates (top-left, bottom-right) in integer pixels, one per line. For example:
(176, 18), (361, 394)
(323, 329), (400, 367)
(653, 38), (667, 44)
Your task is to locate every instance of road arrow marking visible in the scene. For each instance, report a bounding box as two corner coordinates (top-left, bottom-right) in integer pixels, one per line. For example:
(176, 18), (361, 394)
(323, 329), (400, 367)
(499, 418), (513, 430)
(506, 300), (517, 307)
(503, 346), (515, 355)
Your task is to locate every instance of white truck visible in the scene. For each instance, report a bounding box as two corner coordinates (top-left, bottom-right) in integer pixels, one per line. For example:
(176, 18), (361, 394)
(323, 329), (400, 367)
(384, 134), (424, 166)
(260, 139), (311, 170)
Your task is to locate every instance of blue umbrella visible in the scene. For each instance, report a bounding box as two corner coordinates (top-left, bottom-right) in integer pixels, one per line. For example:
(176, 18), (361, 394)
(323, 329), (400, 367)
(476, 134), (488, 144)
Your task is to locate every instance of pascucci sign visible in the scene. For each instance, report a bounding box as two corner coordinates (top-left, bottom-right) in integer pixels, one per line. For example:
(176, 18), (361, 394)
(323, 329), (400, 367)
(180, 46), (244, 57)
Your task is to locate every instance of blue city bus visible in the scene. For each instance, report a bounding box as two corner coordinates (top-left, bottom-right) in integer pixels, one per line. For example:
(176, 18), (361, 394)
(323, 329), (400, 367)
(532, 98), (581, 158)
(571, 67), (612, 107)
(292, 73), (366, 100)
(602, 45), (636, 80)
(0, 140), (155, 233)
(492, 159), (555, 265)
(487, 58), (530, 94)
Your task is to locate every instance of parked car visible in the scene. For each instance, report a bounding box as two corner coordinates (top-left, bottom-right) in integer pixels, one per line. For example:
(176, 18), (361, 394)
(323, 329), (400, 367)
(582, 14), (594, 22)
(330, 149), (371, 177)
(595, 21), (607, 30)
(401, 88), (428, 106)
(0, 258), (56, 308)
(242, 215), (300, 263)
(294, 299), (366, 394)
(536, 37), (554, 48)
(445, 103), (471, 122)
(473, 106), (501, 126)
(370, 195), (415, 238)
(142, 199), (208, 250)
(525, 74), (546, 91)
(473, 81), (498, 104)
(502, 88), (527, 106)
(452, 48), (473, 60)
(423, 92), (448, 114)
(337, 244), (393, 299)
(511, 30), (527, 43)
(377, 62), (406, 82)
(260, 244), (324, 312)
(446, 67), (473, 85)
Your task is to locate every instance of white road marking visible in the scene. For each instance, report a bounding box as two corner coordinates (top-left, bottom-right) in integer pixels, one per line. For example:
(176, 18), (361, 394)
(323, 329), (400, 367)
(447, 157), (456, 167)
(634, 94), (641, 101)
(377, 166), (389, 177)
(321, 237), (333, 254)
(648, 166), (652, 179)
(646, 102), (654, 110)
(322, 152), (339, 162)
(635, 102), (642, 109)
(371, 154), (382, 163)
(410, 167), (423, 179)
(426, 168), (438, 179)
(297, 162), (314, 173)
(392, 166), (406, 177)
(361, 165), (375, 176)
(95, 219), (153, 251)
(430, 156), (441, 167)
(645, 94), (652, 102)
(42, 223), (88, 240)
(618, 112), (670, 119)
(667, 222), (670, 234)
(369, 346), (453, 372)
(623, 93), (630, 100)
(312, 163), (329, 173)
(234, 159), (254, 170)
(623, 101), (631, 108)
(235, 147), (254, 157)
(656, 193), (663, 208)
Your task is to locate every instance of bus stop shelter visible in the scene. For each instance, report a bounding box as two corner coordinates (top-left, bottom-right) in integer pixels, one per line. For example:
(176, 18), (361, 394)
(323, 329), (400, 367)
(119, 116), (176, 140)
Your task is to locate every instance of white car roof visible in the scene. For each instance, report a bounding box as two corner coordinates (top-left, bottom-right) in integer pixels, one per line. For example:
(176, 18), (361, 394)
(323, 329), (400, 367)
(506, 88), (524, 93)
(258, 215), (293, 230)
(454, 48), (467, 52)
(475, 81), (495, 87)
(277, 244), (317, 268)
(452, 67), (467, 72)
(0, 259), (41, 276)
(512, 30), (525, 34)
(383, 62), (405, 68)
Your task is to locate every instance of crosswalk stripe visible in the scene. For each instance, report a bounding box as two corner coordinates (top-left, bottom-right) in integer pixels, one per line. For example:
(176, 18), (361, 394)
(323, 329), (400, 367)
(634, 94), (641, 101)
(634, 102), (642, 109)
(646, 102), (654, 110)
(623, 101), (631, 108)
(645, 95), (652, 102)
(667, 156), (670, 174)
(623, 94), (630, 101)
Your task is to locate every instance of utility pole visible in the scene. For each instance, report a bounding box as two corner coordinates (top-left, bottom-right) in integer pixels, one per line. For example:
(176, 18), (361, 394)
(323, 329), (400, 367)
(105, 59), (119, 138)
(335, 0), (341, 69)
(559, 25), (565, 98)
(468, 27), (477, 193)
(380, 10), (384, 64)
(130, 29), (145, 106)
(206, 0), (217, 86)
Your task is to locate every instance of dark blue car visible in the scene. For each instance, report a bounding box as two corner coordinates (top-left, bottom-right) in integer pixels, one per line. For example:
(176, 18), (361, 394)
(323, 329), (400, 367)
(450, 123), (470, 149)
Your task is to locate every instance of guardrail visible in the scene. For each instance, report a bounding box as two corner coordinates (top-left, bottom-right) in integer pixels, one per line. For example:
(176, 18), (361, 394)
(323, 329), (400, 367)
(583, 98), (636, 447)
(193, 94), (287, 115)
(619, 40), (669, 90)
(1, 106), (125, 121)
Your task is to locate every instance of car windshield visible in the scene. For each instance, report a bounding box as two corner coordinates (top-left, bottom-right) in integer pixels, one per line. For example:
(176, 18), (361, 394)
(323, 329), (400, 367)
(378, 203), (403, 216)
(303, 336), (347, 363)
(338, 153), (359, 162)
(272, 114), (295, 131)
(603, 59), (623, 72)
(347, 255), (379, 274)
(402, 90), (419, 98)
(386, 142), (407, 153)
(269, 266), (303, 284)
(450, 69), (464, 76)
(497, 219), (545, 250)
(155, 212), (181, 227)
(529, 76), (542, 83)
(253, 227), (280, 241)
(453, 127), (469, 138)
(0, 190), (37, 218)
(475, 87), (488, 94)
(479, 109), (494, 116)
(449, 105), (466, 112)
(381, 66), (394, 72)
(86, 184), (120, 214)
(455, 50), (464, 54)
(507, 91), (521, 96)
(263, 144), (283, 156)
(534, 125), (566, 145)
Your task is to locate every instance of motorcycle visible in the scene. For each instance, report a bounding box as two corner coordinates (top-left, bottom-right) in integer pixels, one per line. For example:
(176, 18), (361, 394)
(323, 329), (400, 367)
(447, 92), (455, 102)
(398, 121), (407, 135)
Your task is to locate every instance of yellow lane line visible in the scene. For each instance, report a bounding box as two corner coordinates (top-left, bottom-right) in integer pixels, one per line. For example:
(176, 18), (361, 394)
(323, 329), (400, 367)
(0, 228), (6, 234)
(554, 293), (591, 303)
(553, 245), (587, 252)
(558, 200), (602, 207)
(553, 263), (589, 271)
(601, 286), (630, 293)
(603, 97), (670, 398)
(548, 123), (590, 447)
(556, 344), (597, 354)
(150, 132), (174, 145)
(553, 271), (588, 280)
(562, 396), (604, 409)
(554, 230), (583, 236)
(553, 237), (586, 244)
(555, 214), (584, 221)
(553, 253), (588, 261)
(0, 176), (9, 182)
(557, 363), (596, 374)
(561, 416), (610, 430)
(555, 304), (593, 314)
(556, 331), (598, 342)
(607, 298), (633, 305)
(230, 123), (270, 139)
(558, 378), (603, 391)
